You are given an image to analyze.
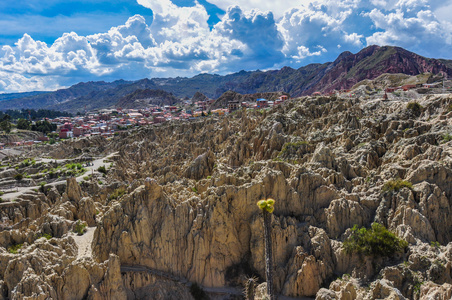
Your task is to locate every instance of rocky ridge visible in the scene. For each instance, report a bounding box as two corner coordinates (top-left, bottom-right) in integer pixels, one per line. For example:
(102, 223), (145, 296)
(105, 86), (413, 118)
(1, 93), (452, 299)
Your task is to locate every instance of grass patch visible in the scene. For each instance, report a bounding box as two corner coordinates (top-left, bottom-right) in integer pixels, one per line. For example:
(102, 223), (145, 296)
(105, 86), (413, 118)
(280, 141), (309, 154)
(8, 243), (23, 254)
(343, 223), (408, 257)
(36, 233), (52, 240)
(20, 158), (35, 168)
(357, 142), (367, 148)
(108, 187), (126, 200)
(442, 133), (452, 143)
(191, 187), (198, 193)
(74, 220), (87, 235)
(430, 241), (441, 249)
(382, 178), (412, 192)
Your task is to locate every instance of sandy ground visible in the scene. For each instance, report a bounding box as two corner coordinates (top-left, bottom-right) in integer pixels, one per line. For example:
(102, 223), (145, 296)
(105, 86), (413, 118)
(0, 148), (24, 160)
(71, 227), (96, 259)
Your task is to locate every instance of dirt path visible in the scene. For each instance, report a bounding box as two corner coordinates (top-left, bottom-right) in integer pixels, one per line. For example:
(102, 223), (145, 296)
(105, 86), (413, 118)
(2, 152), (117, 201)
(71, 227), (96, 259)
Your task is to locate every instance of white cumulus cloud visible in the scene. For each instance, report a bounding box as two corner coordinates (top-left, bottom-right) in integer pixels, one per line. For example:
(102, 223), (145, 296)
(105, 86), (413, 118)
(365, 8), (452, 57)
(1, 0), (452, 93)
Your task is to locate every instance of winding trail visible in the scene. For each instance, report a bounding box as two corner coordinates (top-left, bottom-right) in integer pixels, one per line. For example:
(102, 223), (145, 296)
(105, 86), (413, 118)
(120, 265), (313, 299)
(71, 226), (96, 259)
(2, 152), (117, 201)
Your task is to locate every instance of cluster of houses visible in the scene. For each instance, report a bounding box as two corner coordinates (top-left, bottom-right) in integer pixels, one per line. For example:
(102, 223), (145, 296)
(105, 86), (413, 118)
(227, 95), (289, 112)
(0, 95), (290, 149)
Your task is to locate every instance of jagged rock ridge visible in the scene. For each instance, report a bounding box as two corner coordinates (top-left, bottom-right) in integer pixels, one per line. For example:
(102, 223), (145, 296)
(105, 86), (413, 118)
(1, 92), (452, 299)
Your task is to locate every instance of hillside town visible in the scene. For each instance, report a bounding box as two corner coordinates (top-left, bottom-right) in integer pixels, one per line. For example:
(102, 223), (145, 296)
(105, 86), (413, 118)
(1, 75), (451, 151)
(0, 95), (291, 150)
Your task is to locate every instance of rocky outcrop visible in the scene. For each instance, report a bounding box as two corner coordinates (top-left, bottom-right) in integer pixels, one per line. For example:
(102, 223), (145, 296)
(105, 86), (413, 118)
(184, 150), (215, 180)
(2, 93), (452, 299)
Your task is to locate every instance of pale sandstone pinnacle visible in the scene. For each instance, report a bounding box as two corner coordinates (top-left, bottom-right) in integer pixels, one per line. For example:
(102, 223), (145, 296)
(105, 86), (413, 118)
(1, 94), (452, 299)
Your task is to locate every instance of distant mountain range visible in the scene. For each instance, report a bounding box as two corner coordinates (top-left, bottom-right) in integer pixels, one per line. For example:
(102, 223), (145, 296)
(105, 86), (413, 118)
(1, 45), (451, 113)
(0, 91), (48, 102)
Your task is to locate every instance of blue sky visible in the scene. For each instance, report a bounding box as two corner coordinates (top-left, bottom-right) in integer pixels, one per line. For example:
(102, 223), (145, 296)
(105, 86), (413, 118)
(0, 0), (451, 93)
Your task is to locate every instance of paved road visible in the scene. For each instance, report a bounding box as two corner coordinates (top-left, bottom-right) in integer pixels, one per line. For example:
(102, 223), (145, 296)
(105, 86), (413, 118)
(2, 152), (117, 201)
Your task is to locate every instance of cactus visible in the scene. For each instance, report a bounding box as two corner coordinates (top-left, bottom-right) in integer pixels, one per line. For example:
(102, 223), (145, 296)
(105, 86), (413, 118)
(244, 276), (258, 300)
(256, 198), (276, 300)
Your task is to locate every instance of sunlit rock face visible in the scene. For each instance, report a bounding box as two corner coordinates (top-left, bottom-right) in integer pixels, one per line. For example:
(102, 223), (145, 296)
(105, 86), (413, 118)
(2, 93), (452, 299)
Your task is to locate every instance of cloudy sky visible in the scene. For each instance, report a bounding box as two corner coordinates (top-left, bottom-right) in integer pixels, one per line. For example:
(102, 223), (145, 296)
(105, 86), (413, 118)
(1, 0), (451, 93)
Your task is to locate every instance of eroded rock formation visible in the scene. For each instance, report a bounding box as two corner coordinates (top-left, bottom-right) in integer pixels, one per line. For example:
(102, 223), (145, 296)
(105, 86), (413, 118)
(1, 93), (452, 299)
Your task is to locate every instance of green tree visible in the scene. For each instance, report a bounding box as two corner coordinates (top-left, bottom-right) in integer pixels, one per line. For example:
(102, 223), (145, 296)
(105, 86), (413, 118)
(257, 198), (276, 300)
(0, 115), (11, 133)
(343, 223), (408, 257)
(16, 118), (30, 130)
(30, 120), (56, 134)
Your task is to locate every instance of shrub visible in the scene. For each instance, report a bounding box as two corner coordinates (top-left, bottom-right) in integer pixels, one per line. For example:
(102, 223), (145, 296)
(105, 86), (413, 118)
(66, 163), (76, 170)
(108, 187), (126, 200)
(39, 181), (47, 193)
(36, 233), (52, 240)
(279, 141), (309, 156)
(8, 243), (23, 254)
(42, 233), (52, 239)
(20, 159), (32, 167)
(406, 102), (423, 115)
(430, 241), (441, 249)
(48, 169), (56, 178)
(382, 179), (412, 192)
(14, 173), (23, 181)
(343, 223), (408, 257)
(442, 133), (452, 143)
(74, 220), (87, 235)
(97, 165), (107, 174)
